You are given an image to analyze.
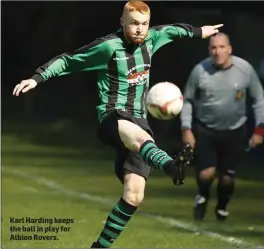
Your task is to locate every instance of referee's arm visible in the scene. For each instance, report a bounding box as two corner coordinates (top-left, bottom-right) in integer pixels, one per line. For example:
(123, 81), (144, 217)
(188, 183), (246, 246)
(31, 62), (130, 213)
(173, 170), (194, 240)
(180, 65), (199, 148)
(180, 65), (199, 130)
(248, 65), (264, 136)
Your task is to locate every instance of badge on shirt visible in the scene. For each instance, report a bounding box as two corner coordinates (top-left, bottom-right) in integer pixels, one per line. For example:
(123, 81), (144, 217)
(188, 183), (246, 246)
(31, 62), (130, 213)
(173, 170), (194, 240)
(235, 90), (244, 100)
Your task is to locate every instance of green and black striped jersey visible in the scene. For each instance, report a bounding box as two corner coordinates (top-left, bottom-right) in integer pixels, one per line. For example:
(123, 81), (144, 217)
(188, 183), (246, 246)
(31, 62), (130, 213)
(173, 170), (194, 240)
(32, 23), (202, 122)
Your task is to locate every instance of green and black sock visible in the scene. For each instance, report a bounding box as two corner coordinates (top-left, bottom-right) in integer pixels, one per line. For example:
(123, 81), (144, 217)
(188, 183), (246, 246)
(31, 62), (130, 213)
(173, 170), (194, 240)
(94, 198), (137, 248)
(139, 140), (173, 171)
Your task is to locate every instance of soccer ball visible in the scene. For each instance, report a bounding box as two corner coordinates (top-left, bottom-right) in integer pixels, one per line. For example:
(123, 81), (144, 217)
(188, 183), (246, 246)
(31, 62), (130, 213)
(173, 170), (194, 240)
(146, 82), (183, 120)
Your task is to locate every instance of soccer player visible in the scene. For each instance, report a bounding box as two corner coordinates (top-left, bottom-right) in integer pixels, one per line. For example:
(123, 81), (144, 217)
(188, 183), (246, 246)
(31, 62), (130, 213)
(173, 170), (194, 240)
(13, 0), (223, 247)
(180, 32), (264, 222)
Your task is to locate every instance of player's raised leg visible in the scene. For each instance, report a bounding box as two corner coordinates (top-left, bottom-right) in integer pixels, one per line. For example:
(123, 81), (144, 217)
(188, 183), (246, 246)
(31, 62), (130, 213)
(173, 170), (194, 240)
(91, 171), (145, 248)
(91, 113), (193, 248)
(118, 119), (193, 185)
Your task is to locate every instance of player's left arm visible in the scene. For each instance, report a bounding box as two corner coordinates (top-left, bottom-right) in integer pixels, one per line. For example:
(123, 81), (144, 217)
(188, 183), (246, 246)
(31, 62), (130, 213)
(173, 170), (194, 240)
(13, 39), (114, 96)
(149, 23), (223, 54)
(248, 64), (264, 143)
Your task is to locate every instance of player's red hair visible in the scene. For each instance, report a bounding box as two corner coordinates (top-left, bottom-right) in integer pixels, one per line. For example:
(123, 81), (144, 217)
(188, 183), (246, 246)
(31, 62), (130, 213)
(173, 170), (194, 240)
(123, 0), (150, 15)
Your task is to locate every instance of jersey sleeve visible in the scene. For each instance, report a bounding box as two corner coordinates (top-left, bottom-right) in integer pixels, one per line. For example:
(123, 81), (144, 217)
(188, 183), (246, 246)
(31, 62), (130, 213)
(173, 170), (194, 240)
(148, 23), (202, 55)
(31, 39), (114, 84)
(180, 64), (200, 130)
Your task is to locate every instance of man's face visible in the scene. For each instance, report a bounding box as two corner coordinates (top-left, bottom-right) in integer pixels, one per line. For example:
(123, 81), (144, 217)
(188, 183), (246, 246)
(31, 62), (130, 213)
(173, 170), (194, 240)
(121, 11), (150, 44)
(209, 35), (232, 67)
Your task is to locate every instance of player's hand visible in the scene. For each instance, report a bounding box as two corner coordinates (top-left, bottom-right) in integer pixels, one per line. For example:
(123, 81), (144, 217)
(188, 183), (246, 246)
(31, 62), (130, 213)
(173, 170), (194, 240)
(182, 129), (196, 148)
(13, 79), (37, 96)
(248, 134), (263, 148)
(201, 24), (224, 39)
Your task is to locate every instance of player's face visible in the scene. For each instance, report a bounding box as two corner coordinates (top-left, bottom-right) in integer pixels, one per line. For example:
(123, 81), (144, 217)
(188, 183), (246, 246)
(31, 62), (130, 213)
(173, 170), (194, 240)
(122, 11), (150, 44)
(209, 35), (232, 68)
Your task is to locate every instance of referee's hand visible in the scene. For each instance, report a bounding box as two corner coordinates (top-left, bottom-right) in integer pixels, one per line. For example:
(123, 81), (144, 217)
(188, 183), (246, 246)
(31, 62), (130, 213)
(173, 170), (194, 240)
(248, 134), (263, 148)
(13, 79), (37, 96)
(182, 129), (195, 148)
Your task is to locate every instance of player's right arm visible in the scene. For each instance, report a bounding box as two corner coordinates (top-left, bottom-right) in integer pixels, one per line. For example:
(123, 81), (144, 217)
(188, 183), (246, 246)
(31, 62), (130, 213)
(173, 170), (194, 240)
(180, 65), (200, 148)
(13, 39), (113, 96)
(149, 23), (223, 55)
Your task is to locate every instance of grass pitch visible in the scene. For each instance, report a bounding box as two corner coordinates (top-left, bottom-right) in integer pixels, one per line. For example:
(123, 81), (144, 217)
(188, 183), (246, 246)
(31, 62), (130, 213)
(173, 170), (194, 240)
(2, 121), (264, 248)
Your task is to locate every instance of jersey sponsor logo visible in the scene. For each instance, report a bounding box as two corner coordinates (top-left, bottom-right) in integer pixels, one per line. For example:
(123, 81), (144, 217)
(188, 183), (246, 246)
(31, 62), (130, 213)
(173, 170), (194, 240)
(127, 70), (149, 85)
(126, 63), (151, 86)
(126, 64), (151, 76)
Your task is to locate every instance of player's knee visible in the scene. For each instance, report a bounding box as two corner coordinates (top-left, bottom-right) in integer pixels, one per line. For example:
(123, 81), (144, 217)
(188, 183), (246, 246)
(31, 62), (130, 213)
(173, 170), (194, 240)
(123, 188), (144, 206)
(199, 167), (216, 181)
(118, 119), (154, 152)
(126, 133), (153, 152)
(123, 172), (145, 206)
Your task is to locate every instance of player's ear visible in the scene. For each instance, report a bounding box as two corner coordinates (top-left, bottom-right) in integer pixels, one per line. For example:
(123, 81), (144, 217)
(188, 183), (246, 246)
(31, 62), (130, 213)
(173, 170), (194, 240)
(120, 17), (124, 27)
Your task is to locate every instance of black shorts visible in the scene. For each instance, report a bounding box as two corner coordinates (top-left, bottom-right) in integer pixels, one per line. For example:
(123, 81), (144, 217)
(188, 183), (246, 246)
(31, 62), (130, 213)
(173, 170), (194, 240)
(97, 109), (153, 183)
(193, 122), (246, 176)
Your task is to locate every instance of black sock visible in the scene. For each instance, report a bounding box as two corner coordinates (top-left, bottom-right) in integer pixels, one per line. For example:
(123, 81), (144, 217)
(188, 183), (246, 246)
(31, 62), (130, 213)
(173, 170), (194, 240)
(216, 181), (235, 210)
(197, 177), (213, 200)
(95, 198), (137, 248)
(139, 140), (173, 171)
